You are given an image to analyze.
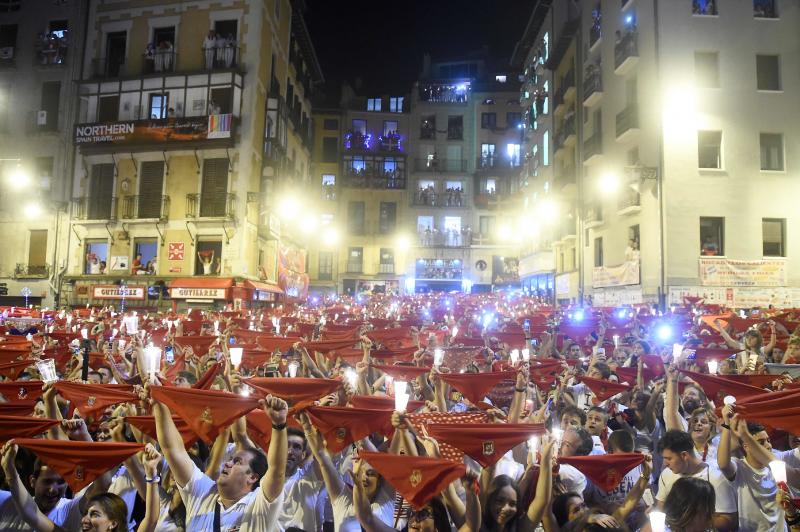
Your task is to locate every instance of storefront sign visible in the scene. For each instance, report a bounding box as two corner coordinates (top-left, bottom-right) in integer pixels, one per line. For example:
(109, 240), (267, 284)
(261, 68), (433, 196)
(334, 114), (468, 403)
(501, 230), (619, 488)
(698, 258), (787, 287)
(169, 287), (227, 299)
(669, 285), (800, 309)
(592, 261), (640, 288)
(74, 114), (233, 146)
(92, 285), (146, 300)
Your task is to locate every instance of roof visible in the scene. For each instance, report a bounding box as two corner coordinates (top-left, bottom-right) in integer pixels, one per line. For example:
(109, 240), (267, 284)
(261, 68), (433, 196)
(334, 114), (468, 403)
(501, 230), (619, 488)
(291, 0), (325, 84)
(510, 0), (553, 68)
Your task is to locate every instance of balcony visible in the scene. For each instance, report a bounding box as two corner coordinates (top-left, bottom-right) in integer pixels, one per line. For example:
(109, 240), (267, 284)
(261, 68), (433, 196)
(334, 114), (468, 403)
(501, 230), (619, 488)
(583, 68), (603, 107)
(555, 115), (576, 155)
(589, 24), (602, 49)
(121, 195), (170, 221)
(584, 203), (603, 228)
(342, 167), (406, 189)
(615, 103), (640, 143)
(412, 191), (467, 208)
(13, 264), (50, 280)
(343, 131), (403, 153)
(475, 156), (521, 174)
(90, 46), (240, 79)
(413, 158), (467, 172)
(186, 193), (236, 220)
(378, 263), (395, 274)
(754, 0), (777, 18)
(555, 167), (577, 192)
(553, 85), (567, 115)
(562, 69), (576, 102)
(346, 261), (363, 274)
(417, 229), (473, 248)
(35, 35), (67, 66)
(617, 188), (642, 215)
(417, 82), (470, 104)
(583, 133), (603, 165)
(614, 31), (639, 75)
(72, 196), (118, 221)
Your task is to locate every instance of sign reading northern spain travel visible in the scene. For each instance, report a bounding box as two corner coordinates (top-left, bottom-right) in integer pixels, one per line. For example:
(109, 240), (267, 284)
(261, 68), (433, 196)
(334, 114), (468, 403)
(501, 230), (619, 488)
(92, 285), (146, 300)
(74, 114), (233, 145)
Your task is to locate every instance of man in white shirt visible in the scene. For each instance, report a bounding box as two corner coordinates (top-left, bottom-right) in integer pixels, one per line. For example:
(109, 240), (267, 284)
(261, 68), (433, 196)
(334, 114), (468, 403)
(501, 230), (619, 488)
(718, 408), (786, 532)
(280, 427), (324, 531)
(655, 429), (738, 531)
(557, 426), (594, 495)
(152, 390), (289, 531)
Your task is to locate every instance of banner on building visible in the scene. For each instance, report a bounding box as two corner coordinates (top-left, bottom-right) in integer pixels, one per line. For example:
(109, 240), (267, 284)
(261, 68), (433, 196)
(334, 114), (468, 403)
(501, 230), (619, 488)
(592, 261), (640, 288)
(169, 287), (228, 299)
(92, 285), (146, 300)
(278, 244), (309, 300)
(492, 256), (520, 285)
(518, 251), (554, 278)
(74, 114), (233, 146)
(592, 287), (644, 307)
(669, 286), (800, 309)
(698, 258), (787, 287)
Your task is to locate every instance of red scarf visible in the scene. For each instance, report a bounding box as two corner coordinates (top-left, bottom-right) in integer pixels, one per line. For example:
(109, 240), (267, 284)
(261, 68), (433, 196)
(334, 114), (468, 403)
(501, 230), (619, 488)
(0, 415), (59, 442)
(305, 405), (393, 453)
(0, 360), (33, 379)
(349, 394), (425, 412)
(244, 377), (341, 410)
(678, 369), (767, 404)
(358, 451), (465, 510)
(558, 453), (645, 492)
(0, 380), (43, 402)
(14, 438), (144, 492)
(424, 422), (545, 467)
(173, 335), (217, 354)
(0, 400), (37, 416)
(579, 376), (633, 403)
(54, 381), (136, 420)
(407, 412), (489, 462)
(439, 371), (516, 405)
(193, 361), (223, 390)
(369, 364), (432, 381)
(300, 339), (359, 354)
(124, 415), (198, 447)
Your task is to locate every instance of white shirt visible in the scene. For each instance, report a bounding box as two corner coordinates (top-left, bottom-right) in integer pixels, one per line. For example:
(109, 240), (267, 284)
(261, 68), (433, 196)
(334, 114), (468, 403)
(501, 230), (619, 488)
(280, 462), (324, 532)
(177, 464), (283, 532)
(0, 489), (84, 531)
(728, 457), (786, 532)
(588, 463), (642, 508)
(655, 463), (737, 514)
(331, 487), (395, 532)
(774, 448), (800, 498)
(558, 463), (587, 495)
(108, 466), (137, 526)
(589, 435), (606, 455)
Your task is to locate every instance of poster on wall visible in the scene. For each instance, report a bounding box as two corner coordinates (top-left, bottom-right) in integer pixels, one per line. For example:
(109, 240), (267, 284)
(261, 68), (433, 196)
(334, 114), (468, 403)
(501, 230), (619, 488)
(278, 244), (309, 300)
(669, 286), (800, 309)
(110, 256), (129, 271)
(592, 261), (640, 288)
(491, 256), (520, 285)
(698, 258), (787, 287)
(73, 114), (233, 146)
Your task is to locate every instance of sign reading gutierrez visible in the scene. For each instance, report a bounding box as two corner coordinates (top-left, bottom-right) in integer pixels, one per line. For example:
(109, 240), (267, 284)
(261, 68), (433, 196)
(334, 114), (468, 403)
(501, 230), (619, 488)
(92, 285), (146, 300)
(169, 287), (228, 299)
(74, 114), (233, 145)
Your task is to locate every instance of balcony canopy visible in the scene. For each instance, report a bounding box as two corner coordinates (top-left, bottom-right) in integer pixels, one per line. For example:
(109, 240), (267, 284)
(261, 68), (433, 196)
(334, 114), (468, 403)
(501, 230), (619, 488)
(169, 278), (235, 289)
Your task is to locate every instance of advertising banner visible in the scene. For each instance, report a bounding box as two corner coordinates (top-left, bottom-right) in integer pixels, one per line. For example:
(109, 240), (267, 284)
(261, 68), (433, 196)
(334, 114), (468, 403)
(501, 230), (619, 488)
(92, 285), (146, 300)
(74, 114), (233, 145)
(592, 261), (640, 288)
(698, 258), (787, 287)
(278, 244), (309, 300)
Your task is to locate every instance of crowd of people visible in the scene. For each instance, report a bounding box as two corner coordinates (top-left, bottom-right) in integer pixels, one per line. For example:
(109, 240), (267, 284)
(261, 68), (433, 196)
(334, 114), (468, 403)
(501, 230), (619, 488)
(202, 31), (238, 70)
(0, 294), (799, 531)
(416, 186), (464, 207)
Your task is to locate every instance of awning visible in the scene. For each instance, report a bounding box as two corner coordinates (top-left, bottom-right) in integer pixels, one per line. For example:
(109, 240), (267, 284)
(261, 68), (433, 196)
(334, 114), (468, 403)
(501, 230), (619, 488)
(242, 280), (284, 294)
(169, 278), (235, 289)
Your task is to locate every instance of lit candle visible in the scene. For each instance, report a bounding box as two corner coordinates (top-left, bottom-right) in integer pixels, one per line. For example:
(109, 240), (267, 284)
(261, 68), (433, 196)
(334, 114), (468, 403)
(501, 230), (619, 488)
(36, 359), (57, 384)
(433, 348), (444, 367)
(528, 435), (539, 463)
(344, 368), (358, 387)
(144, 346), (161, 382)
(723, 395), (736, 406)
(395, 391), (409, 412)
(81, 328), (88, 340)
(510, 349), (520, 365)
(649, 511), (666, 532)
(394, 380), (408, 397)
(707, 360), (718, 374)
(288, 361), (299, 378)
(229, 347), (243, 369)
(522, 348), (530, 361)
(769, 460), (787, 486)
(672, 343), (683, 359)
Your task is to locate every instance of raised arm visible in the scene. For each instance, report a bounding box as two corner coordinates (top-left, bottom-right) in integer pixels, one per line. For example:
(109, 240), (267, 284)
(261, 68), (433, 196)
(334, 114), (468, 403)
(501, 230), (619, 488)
(527, 436), (555, 527)
(353, 457), (397, 532)
(148, 387), (195, 487)
(260, 395), (288, 502)
(298, 412), (344, 499)
(136, 444), (163, 532)
(1, 442), (62, 532)
(714, 319), (740, 350)
(717, 405), (736, 480)
(42, 383), (67, 440)
(664, 366), (683, 432)
(205, 427), (231, 481)
(612, 455), (651, 523)
(459, 471), (481, 532)
(508, 367), (529, 423)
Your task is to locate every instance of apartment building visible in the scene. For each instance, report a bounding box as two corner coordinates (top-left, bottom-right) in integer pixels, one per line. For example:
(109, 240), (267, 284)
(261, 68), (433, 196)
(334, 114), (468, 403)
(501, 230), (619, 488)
(515, 0), (800, 308)
(0, 0), (88, 306)
(62, 0), (321, 309)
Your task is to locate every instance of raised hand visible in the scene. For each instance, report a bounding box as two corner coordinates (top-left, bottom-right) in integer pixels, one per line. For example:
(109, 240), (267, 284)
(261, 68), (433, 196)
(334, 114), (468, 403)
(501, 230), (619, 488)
(141, 443), (162, 478)
(261, 394), (288, 425)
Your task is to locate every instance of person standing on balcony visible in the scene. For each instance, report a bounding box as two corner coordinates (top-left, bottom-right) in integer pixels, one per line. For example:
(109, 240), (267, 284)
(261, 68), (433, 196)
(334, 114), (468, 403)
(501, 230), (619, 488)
(214, 32), (226, 68)
(203, 30), (216, 69)
(198, 250), (214, 275)
(223, 34), (236, 68)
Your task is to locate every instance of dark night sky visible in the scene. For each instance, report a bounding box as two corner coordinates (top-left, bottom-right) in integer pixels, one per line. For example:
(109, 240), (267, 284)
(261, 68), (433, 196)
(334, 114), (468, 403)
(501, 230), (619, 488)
(304, 0), (533, 95)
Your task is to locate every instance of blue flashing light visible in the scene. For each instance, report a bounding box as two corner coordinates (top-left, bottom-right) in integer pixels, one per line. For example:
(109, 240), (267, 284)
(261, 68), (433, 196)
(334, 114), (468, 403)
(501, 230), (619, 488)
(572, 309), (585, 322)
(656, 324), (673, 342)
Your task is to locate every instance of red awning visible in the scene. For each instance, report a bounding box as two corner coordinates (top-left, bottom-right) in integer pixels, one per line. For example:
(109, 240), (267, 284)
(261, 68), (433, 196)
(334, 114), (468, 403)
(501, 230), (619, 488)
(243, 280), (284, 294)
(169, 278), (235, 289)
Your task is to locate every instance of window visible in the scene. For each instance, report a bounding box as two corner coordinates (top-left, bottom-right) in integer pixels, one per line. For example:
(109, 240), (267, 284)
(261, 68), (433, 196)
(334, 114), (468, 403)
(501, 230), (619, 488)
(700, 217), (724, 256)
(379, 202), (397, 234)
(697, 130), (722, 169)
(756, 55), (780, 90)
(383, 120), (398, 136)
(481, 143), (496, 159)
(88, 164), (114, 219)
(380, 248), (394, 264)
(200, 158), (230, 217)
(417, 215), (434, 233)
(149, 93), (168, 119)
(543, 32), (549, 60)
(0, 24), (17, 53)
(594, 237), (603, 267)
(322, 174), (335, 186)
(506, 112), (522, 128)
(484, 179), (497, 194)
(85, 241), (108, 274)
(40, 81), (60, 130)
(763, 218), (785, 256)
(367, 98), (382, 111)
(506, 144), (521, 166)
(481, 112), (497, 129)
(389, 97), (404, 113)
(479, 216), (495, 236)
(495, 75), (507, 83)
(323, 118), (338, 130)
(27, 230), (47, 270)
(196, 240), (222, 275)
(694, 52), (720, 88)
(445, 180), (462, 191)
(322, 137), (338, 162)
(347, 247), (363, 273)
(318, 251), (333, 280)
(543, 131), (549, 166)
(760, 133), (784, 171)
(383, 157), (397, 175)
(420, 115), (435, 139)
(447, 115), (463, 140)
(35, 156), (54, 185)
(629, 224), (640, 248)
(754, 0), (778, 18)
(0, 1), (21, 13)
(693, 0), (718, 15)
(134, 239), (158, 273)
(352, 119), (366, 134)
(542, 81), (549, 114)
(347, 201), (365, 235)
(138, 161), (165, 218)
